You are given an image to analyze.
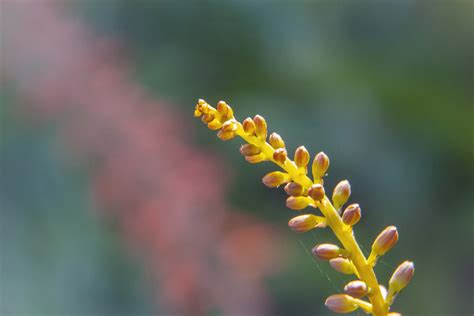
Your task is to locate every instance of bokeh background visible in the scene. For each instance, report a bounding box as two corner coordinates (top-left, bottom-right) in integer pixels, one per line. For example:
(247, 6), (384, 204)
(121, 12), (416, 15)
(1, 1), (473, 315)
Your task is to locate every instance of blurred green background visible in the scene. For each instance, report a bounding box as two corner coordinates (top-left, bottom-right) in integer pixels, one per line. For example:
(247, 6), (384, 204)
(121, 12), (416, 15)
(2, 1), (473, 315)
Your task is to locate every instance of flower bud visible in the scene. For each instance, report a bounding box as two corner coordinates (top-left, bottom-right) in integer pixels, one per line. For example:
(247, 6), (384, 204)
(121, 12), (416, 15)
(253, 115), (267, 139)
(389, 261), (414, 293)
(286, 196), (310, 210)
(342, 204), (361, 226)
(372, 226), (398, 256)
(312, 151), (330, 179)
(273, 148), (287, 164)
(312, 243), (342, 260)
(242, 117), (256, 134)
(221, 120), (238, 132)
(269, 132), (285, 149)
(240, 144), (261, 156)
(332, 180), (351, 210)
(284, 182), (304, 196)
(325, 294), (358, 313)
(216, 100), (233, 120)
(217, 129), (236, 141)
(308, 184), (325, 201)
(201, 113), (215, 123)
(245, 153), (266, 164)
(294, 146), (310, 169)
(344, 280), (368, 298)
(329, 258), (354, 275)
(207, 120), (223, 130)
(262, 171), (290, 188)
(198, 98), (207, 106)
(288, 214), (319, 233)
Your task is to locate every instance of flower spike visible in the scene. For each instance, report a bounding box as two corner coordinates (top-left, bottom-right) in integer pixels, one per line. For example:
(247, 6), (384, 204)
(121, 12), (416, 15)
(193, 99), (414, 315)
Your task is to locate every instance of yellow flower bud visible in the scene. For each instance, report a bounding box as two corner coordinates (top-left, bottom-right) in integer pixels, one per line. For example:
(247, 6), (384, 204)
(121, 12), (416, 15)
(269, 132), (285, 149)
(342, 204), (361, 226)
(294, 146), (310, 169)
(286, 196), (310, 210)
(389, 261), (414, 293)
(344, 280), (368, 298)
(284, 182), (304, 197)
(242, 117), (256, 134)
(221, 120), (238, 132)
(372, 226), (398, 256)
(216, 100), (233, 120)
(240, 144), (261, 156)
(312, 243), (342, 260)
(262, 171), (290, 188)
(332, 180), (351, 210)
(273, 148), (287, 164)
(201, 113), (215, 123)
(308, 184), (325, 201)
(253, 115), (267, 139)
(217, 129), (236, 141)
(325, 294), (359, 313)
(245, 153), (266, 164)
(207, 120), (223, 130)
(288, 214), (319, 233)
(329, 258), (354, 275)
(312, 151), (329, 179)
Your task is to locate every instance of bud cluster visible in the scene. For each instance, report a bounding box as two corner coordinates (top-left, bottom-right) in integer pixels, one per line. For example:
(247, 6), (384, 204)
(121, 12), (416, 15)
(194, 99), (414, 315)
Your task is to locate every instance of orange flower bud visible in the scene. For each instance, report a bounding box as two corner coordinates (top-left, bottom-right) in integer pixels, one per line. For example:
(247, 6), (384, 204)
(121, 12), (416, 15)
(262, 171), (290, 188)
(273, 148), (287, 164)
(288, 214), (319, 233)
(312, 243), (342, 260)
(342, 204), (361, 226)
(240, 144), (261, 156)
(201, 113), (215, 123)
(253, 115), (267, 139)
(325, 294), (358, 313)
(372, 226), (398, 256)
(269, 132), (285, 149)
(286, 196), (310, 210)
(216, 100), (233, 120)
(221, 120), (238, 132)
(207, 120), (223, 130)
(344, 280), (368, 298)
(217, 129), (236, 141)
(308, 184), (325, 201)
(284, 182), (304, 197)
(245, 153), (266, 164)
(294, 146), (310, 169)
(389, 261), (414, 293)
(329, 258), (354, 275)
(242, 117), (256, 134)
(312, 151), (330, 179)
(332, 180), (351, 210)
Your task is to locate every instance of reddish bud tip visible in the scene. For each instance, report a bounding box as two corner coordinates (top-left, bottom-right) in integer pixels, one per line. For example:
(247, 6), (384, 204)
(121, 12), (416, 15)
(284, 182), (304, 197)
(342, 204), (361, 226)
(253, 115), (268, 139)
(308, 184), (325, 201)
(262, 171), (290, 188)
(242, 117), (256, 134)
(372, 226), (398, 256)
(332, 180), (351, 210)
(344, 280), (368, 298)
(288, 214), (319, 233)
(389, 261), (415, 293)
(325, 294), (358, 313)
(312, 243), (342, 260)
(269, 132), (285, 149)
(273, 148), (288, 164)
(240, 144), (261, 156)
(286, 196), (310, 210)
(217, 129), (236, 141)
(294, 146), (310, 169)
(312, 151), (330, 179)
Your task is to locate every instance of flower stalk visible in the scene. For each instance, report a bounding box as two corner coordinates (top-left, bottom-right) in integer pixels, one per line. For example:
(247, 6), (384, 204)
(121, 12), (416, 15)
(194, 99), (414, 315)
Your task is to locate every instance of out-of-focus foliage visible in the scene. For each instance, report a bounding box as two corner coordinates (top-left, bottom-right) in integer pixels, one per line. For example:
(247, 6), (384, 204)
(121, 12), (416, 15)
(2, 0), (473, 315)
